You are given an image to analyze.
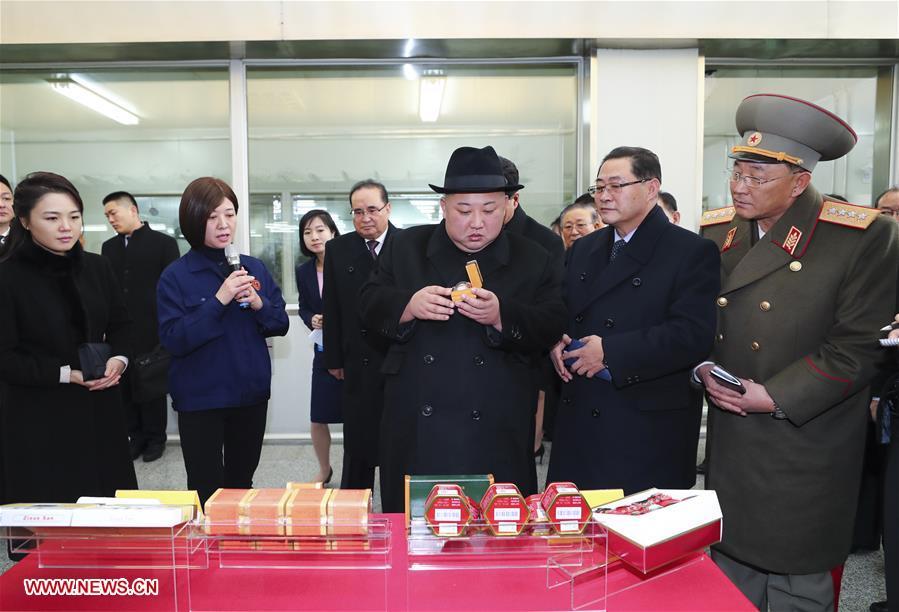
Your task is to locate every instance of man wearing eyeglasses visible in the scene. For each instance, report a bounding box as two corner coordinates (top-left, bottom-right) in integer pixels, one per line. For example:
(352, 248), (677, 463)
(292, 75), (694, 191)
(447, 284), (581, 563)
(694, 94), (899, 611)
(322, 179), (400, 490)
(559, 196), (603, 250)
(547, 146), (720, 498)
(877, 187), (899, 222)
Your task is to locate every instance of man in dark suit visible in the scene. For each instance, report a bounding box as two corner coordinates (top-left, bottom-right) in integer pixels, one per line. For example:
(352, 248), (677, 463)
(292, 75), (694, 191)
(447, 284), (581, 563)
(547, 146), (720, 493)
(322, 180), (399, 490)
(101, 191), (180, 462)
(359, 145), (566, 512)
(499, 156), (564, 458)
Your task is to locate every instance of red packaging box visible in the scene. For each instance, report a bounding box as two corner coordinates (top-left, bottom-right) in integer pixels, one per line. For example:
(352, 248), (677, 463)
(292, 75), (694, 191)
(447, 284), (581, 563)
(480, 483), (530, 536)
(541, 482), (590, 534)
(592, 488), (723, 574)
(424, 484), (472, 537)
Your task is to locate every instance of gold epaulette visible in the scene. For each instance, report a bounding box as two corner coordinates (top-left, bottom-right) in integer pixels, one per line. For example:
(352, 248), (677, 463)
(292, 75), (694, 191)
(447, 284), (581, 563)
(700, 207), (736, 227)
(818, 200), (878, 230)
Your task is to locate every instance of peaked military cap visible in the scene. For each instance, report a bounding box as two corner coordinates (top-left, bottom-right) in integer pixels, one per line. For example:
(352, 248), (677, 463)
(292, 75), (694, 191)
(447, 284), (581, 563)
(729, 94), (857, 171)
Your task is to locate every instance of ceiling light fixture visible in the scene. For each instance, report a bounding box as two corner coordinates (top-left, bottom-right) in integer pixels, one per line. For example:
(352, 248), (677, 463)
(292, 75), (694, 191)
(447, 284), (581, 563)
(419, 70), (446, 123)
(49, 78), (140, 126)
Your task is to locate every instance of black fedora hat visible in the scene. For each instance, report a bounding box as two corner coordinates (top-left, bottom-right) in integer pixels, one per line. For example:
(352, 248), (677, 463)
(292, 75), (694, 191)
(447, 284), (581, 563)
(429, 146), (524, 194)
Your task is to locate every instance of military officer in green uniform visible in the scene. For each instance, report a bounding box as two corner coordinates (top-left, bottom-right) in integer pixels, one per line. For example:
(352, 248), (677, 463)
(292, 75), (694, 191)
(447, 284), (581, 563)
(695, 94), (899, 611)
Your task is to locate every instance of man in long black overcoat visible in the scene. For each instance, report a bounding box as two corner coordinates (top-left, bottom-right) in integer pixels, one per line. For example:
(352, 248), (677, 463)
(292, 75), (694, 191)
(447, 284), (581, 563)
(359, 146), (566, 512)
(547, 146), (720, 493)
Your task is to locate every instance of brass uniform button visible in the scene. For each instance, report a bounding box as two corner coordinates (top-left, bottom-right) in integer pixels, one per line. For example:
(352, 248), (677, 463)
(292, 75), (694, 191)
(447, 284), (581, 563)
(717, 297), (728, 307)
(751, 341), (761, 351)
(717, 333), (725, 342)
(760, 301), (771, 312)
(789, 261), (802, 272)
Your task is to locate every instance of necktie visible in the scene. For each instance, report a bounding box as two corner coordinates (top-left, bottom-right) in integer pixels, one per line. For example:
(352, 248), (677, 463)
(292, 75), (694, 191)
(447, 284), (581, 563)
(366, 240), (378, 260)
(609, 239), (626, 263)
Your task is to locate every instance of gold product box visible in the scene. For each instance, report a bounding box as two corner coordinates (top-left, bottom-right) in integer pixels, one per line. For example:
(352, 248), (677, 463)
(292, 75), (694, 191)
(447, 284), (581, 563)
(285, 488), (332, 536)
(451, 260), (483, 302)
(245, 489), (292, 536)
(205, 489), (256, 535)
(327, 489), (371, 536)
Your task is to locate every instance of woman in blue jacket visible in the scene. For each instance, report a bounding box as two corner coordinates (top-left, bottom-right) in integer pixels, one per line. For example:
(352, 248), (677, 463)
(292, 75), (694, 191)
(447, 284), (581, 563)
(294, 210), (341, 484)
(157, 177), (289, 505)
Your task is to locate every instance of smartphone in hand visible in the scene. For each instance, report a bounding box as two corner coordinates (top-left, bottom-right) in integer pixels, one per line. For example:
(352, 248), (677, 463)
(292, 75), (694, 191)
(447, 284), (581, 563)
(710, 365), (746, 395)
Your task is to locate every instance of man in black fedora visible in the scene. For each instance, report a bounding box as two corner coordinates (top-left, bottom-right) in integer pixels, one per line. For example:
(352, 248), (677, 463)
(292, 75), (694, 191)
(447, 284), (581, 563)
(359, 145), (567, 512)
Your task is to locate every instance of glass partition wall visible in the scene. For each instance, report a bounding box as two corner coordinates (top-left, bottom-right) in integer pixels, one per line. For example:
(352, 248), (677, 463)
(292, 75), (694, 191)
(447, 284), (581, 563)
(0, 68), (232, 254)
(246, 63), (581, 302)
(703, 66), (890, 211)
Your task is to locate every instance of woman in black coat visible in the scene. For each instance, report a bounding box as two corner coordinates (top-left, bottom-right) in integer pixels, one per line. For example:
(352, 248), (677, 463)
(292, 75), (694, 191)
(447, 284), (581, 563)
(0, 172), (137, 506)
(294, 209), (341, 484)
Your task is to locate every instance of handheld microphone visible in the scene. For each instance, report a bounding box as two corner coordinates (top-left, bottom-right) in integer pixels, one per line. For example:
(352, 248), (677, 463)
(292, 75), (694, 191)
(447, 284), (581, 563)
(224, 244), (250, 310)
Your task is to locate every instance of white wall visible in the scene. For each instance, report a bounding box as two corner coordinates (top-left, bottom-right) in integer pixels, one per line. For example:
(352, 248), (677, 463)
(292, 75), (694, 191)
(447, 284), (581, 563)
(591, 48), (704, 230)
(2, 1), (897, 44)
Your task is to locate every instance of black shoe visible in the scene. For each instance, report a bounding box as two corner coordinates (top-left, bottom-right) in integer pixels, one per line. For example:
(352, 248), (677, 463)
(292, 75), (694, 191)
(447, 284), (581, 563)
(129, 440), (145, 461)
(696, 459), (707, 475)
(142, 445), (164, 463)
(870, 601), (889, 612)
(534, 444), (546, 465)
(324, 467), (333, 485)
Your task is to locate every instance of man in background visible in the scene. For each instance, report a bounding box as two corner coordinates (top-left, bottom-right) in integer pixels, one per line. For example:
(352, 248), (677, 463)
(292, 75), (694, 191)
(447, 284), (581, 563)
(499, 156), (564, 462)
(102, 191), (180, 462)
(658, 191), (681, 224)
(322, 180), (399, 490)
(560, 195), (603, 250)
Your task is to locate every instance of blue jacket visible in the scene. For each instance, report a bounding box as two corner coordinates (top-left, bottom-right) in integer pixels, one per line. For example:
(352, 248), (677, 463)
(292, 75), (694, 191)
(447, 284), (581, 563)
(157, 249), (289, 412)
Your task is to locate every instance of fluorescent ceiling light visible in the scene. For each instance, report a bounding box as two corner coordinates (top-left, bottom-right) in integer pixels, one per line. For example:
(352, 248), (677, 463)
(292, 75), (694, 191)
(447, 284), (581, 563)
(402, 63), (419, 81)
(49, 79), (140, 126)
(83, 224), (109, 232)
(419, 75), (446, 122)
(403, 38), (416, 57)
(70, 74), (140, 115)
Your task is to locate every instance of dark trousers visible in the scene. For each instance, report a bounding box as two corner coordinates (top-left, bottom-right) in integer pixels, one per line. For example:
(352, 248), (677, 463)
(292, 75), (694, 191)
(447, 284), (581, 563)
(124, 376), (168, 450)
(340, 450), (376, 491)
(178, 403), (268, 507)
(853, 420), (886, 551)
(885, 413), (898, 605)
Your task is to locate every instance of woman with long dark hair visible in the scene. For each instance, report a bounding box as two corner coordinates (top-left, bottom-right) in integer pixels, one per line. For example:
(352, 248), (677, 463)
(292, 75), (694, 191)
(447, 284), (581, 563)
(295, 209), (341, 483)
(0, 172), (137, 507)
(157, 177), (289, 506)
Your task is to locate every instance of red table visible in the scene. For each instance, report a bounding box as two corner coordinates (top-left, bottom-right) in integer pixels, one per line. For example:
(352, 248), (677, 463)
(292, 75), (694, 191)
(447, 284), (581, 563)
(0, 514), (752, 610)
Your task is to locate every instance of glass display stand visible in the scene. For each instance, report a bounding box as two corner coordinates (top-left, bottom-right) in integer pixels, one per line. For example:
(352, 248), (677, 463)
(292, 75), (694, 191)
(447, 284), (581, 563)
(406, 519), (607, 611)
(0, 508), (199, 612)
(184, 517), (391, 611)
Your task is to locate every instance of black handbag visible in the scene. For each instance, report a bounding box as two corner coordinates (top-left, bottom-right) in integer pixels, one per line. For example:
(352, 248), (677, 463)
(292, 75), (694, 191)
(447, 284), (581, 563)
(77, 342), (112, 381)
(131, 345), (171, 403)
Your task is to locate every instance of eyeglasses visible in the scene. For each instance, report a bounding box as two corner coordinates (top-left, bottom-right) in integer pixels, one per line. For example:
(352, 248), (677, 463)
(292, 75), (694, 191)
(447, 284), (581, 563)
(350, 202), (389, 218)
(587, 178), (650, 197)
(727, 170), (799, 189)
(561, 222), (592, 233)
(880, 209), (899, 218)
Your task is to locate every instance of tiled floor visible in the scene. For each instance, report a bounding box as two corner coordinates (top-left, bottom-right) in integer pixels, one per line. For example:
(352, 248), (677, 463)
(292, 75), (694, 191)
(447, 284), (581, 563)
(0, 440), (888, 611)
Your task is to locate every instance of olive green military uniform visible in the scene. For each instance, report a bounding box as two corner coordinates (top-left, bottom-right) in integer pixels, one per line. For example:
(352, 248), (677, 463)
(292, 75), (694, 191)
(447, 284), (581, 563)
(702, 188), (899, 574)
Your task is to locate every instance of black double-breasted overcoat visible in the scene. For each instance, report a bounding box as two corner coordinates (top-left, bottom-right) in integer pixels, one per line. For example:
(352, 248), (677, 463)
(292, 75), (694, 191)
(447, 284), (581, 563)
(322, 225), (399, 467)
(547, 205), (720, 493)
